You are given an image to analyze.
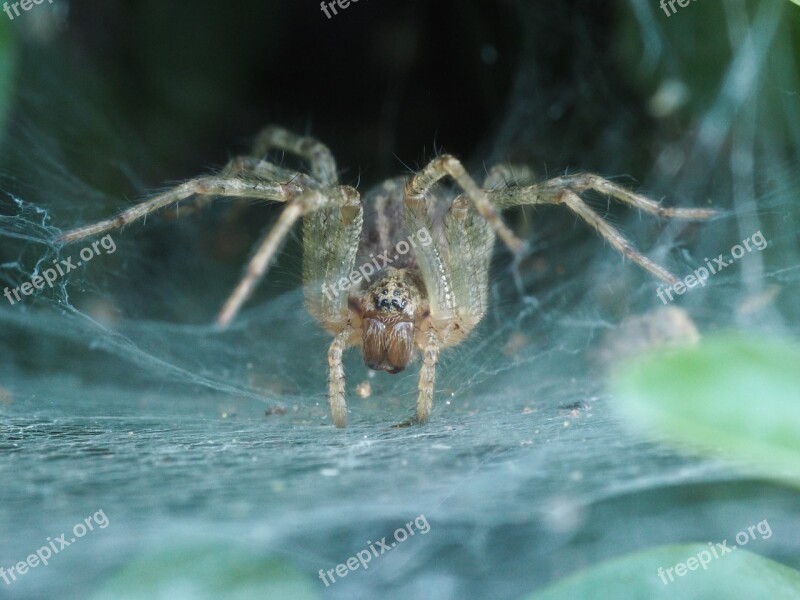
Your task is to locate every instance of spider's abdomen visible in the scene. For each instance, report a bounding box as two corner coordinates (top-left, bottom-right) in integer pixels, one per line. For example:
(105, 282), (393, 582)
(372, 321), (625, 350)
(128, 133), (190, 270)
(356, 177), (417, 272)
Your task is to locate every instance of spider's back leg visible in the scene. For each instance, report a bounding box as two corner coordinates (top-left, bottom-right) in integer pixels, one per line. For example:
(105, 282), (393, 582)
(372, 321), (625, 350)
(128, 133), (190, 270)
(251, 126), (338, 186)
(214, 185), (361, 327)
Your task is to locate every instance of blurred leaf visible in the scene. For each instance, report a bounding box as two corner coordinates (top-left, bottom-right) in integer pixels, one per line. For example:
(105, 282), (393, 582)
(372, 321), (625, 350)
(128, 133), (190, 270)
(92, 544), (319, 600)
(612, 335), (800, 484)
(0, 14), (18, 134)
(523, 545), (800, 600)
(615, 0), (799, 146)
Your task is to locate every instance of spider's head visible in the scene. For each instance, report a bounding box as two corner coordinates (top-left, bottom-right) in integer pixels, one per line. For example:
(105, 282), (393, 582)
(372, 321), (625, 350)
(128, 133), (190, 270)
(358, 268), (424, 374)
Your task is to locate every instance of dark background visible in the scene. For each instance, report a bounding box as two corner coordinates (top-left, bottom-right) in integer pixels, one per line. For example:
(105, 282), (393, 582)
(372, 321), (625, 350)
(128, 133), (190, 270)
(3, 0), (731, 322)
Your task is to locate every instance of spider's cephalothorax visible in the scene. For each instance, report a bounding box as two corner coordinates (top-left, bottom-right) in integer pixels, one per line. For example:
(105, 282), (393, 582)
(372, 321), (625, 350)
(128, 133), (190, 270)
(58, 126), (715, 428)
(357, 267), (428, 374)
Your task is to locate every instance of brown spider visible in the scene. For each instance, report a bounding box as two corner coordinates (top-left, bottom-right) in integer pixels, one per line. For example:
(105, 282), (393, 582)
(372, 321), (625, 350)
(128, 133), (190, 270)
(59, 126), (714, 427)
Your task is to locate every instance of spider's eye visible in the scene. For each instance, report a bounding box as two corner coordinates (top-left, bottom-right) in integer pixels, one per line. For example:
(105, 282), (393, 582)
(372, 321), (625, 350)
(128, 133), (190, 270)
(382, 289), (388, 295)
(375, 291), (407, 312)
(393, 290), (400, 297)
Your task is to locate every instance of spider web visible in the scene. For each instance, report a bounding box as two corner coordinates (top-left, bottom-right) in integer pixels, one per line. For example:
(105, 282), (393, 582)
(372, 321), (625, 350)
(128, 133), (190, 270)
(1, 2), (799, 599)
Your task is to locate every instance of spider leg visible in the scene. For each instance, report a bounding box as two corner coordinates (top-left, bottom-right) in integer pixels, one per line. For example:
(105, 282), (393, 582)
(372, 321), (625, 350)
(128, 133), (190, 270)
(403, 161), (500, 424)
(542, 173), (716, 219)
(160, 125), (338, 222)
(58, 176), (301, 243)
(302, 187), (362, 427)
(486, 179), (694, 285)
(416, 329), (440, 424)
(441, 194), (494, 333)
(219, 155), (311, 182)
(230, 139), (360, 333)
(482, 164), (536, 190)
(302, 191), (363, 330)
(402, 159), (526, 333)
(327, 323), (351, 427)
(159, 157), (318, 220)
(251, 126), (338, 186)
(559, 189), (679, 284)
(407, 191), (500, 424)
(216, 185), (360, 328)
(406, 155), (524, 254)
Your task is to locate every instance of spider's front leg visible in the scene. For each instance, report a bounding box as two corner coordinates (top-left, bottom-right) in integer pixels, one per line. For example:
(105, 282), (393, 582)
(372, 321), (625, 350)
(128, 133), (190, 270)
(301, 185), (363, 427)
(327, 324), (352, 427)
(415, 329), (441, 424)
(406, 155), (525, 255)
(403, 158), (501, 423)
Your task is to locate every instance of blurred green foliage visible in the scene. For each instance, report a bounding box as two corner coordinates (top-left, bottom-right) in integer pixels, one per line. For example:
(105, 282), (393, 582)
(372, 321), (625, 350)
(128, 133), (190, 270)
(0, 16), (17, 134)
(91, 544), (318, 600)
(566, 334), (800, 597)
(524, 545), (800, 600)
(615, 0), (800, 148)
(612, 335), (800, 486)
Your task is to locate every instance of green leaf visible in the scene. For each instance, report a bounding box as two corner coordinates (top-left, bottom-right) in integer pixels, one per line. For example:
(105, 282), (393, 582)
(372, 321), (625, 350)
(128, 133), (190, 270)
(92, 544), (319, 600)
(611, 335), (800, 484)
(523, 545), (800, 600)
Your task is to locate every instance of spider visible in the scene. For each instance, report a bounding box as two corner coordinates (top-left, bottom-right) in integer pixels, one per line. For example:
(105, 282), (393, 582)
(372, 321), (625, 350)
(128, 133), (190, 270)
(59, 126), (715, 427)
